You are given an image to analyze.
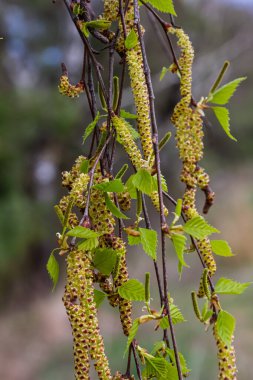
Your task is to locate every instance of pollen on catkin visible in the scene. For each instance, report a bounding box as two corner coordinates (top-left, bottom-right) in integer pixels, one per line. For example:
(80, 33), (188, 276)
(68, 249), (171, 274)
(59, 75), (84, 98)
(213, 323), (237, 380)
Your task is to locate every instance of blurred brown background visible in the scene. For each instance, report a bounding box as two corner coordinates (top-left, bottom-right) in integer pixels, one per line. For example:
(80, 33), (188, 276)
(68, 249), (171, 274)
(0, 0), (252, 379)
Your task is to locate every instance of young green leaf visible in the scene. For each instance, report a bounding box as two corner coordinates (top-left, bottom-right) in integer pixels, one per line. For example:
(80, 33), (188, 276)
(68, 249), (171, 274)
(78, 237), (99, 251)
(171, 233), (189, 275)
(125, 29), (138, 49)
(211, 106), (237, 141)
(144, 355), (178, 380)
(120, 109), (137, 119)
(160, 303), (186, 328)
(183, 216), (220, 240)
(85, 19), (111, 30)
(124, 318), (140, 356)
(79, 159), (90, 174)
(216, 310), (236, 348)
(104, 193), (129, 219)
(166, 348), (191, 376)
(93, 248), (118, 276)
(93, 178), (125, 193)
(127, 233), (141, 246)
(160, 67), (169, 81)
(83, 112), (100, 143)
(132, 169), (154, 195)
(211, 240), (234, 257)
(54, 205), (65, 226)
(139, 228), (158, 260)
(94, 289), (107, 308)
(66, 226), (100, 239)
(146, 0), (176, 15)
(118, 279), (145, 301)
(215, 277), (252, 295)
(47, 252), (60, 291)
(125, 174), (138, 199)
(209, 77), (246, 105)
(175, 199), (182, 218)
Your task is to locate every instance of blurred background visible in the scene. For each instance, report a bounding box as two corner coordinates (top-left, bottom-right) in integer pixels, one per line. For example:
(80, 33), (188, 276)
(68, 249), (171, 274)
(0, 0), (252, 379)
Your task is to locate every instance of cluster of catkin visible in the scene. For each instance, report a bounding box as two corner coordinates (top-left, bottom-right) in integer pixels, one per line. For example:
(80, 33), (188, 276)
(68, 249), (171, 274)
(58, 157), (133, 379)
(169, 26), (237, 379)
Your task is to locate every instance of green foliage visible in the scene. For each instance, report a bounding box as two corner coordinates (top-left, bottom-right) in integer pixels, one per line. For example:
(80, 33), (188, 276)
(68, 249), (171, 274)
(125, 175), (138, 199)
(211, 106), (237, 141)
(216, 310), (236, 348)
(104, 193), (129, 219)
(46, 251), (60, 290)
(211, 239), (234, 257)
(118, 279), (145, 301)
(183, 216), (220, 240)
(82, 112), (100, 142)
(166, 348), (190, 376)
(171, 233), (188, 275)
(120, 109), (137, 119)
(143, 354), (178, 380)
(160, 303), (186, 327)
(132, 169), (154, 195)
(160, 66), (169, 81)
(209, 77), (246, 105)
(66, 226), (100, 239)
(93, 248), (118, 276)
(125, 29), (138, 49)
(115, 164), (129, 179)
(94, 289), (107, 307)
(124, 319), (140, 355)
(145, 0), (176, 16)
(215, 277), (252, 295)
(78, 237), (99, 250)
(93, 178), (125, 193)
(139, 228), (158, 259)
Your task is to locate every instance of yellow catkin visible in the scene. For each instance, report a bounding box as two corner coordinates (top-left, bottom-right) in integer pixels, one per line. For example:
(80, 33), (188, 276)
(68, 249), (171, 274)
(117, 191), (131, 211)
(169, 26), (216, 288)
(213, 323), (237, 380)
(89, 173), (115, 234)
(59, 75), (84, 98)
(103, 0), (119, 21)
(63, 250), (112, 380)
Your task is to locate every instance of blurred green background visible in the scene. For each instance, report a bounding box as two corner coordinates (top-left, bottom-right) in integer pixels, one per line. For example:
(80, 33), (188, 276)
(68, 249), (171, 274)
(0, 0), (252, 379)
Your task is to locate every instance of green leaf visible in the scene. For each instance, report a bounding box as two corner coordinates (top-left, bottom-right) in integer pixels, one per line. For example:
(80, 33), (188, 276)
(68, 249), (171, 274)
(132, 169), (154, 195)
(216, 310), (236, 348)
(79, 159), (90, 174)
(83, 112), (100, 143)
(144, 355), (178, 380)
(170, 303), (186, 324)
(211, 106), (237, 141)
(85, 19), (111, 30)
(175, 199), (182, 218)
(81, 23), (89, 37)
(171, 233), (189, 275)
(66, 226), (100, 239)
(118, 279), (145, 301)
(124, 318), (140, 356)
(104, 193), (129, 219)
(209, 77), (246, 105)
(211, 240), (234, 257)
(146, 0), (176, 15)
(215, 277), (252, 295)
(78, 237), (99, 251)
(94, 289), (107, 308)
(139, 228), (157, 260)
(93, 248), (118, 276)
(160, 67), (169, 81)
(54, 205), (65, 226)
(128, 234), (141, 246)
(47, 252), (59, 291)
(115, 164), (129, 179)
(160, 303), (186, 328)
(93, 179), (125, 193)
(183, 216), (220, 240)
(166, 349), (191, 376)
(120, 109), (137, 119)
(125, 29), (138, 49)
(125, 174), (138, 199)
